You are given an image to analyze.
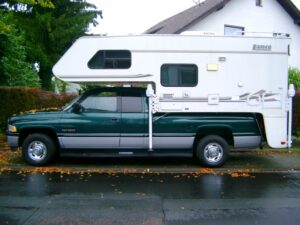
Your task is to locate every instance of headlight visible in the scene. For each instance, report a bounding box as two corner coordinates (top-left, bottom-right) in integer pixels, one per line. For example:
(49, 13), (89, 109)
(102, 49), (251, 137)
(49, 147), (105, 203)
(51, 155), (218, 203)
(8, 125), (17, 133)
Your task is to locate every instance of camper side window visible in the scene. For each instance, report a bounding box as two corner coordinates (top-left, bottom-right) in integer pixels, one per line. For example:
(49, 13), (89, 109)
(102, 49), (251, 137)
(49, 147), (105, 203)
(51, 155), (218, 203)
(88, 50), (131, 69)
(161, 64), (198, 87)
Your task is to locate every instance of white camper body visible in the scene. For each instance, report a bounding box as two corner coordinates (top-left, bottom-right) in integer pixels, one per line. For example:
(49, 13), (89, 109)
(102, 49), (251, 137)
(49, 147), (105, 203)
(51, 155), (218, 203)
(53, 34), (294, 149)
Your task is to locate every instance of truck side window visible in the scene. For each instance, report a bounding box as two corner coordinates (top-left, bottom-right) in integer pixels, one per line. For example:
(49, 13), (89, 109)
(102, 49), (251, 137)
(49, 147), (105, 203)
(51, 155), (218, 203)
(88, 50), (131, 69)
(81, 92), (117, 112)
(161, 64), (198, 87)
(122, 97), (142, 113)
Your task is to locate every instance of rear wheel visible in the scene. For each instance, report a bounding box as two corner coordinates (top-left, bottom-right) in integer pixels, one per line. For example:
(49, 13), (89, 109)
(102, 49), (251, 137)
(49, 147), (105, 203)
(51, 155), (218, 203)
(22, 133), (56, 166)
(196, 135), (229, 167)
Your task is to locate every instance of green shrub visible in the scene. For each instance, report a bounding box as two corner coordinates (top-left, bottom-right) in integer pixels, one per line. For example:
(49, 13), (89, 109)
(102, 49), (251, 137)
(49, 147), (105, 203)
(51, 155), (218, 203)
(289, 67), (300, 91)
(0, 87), (76, 131)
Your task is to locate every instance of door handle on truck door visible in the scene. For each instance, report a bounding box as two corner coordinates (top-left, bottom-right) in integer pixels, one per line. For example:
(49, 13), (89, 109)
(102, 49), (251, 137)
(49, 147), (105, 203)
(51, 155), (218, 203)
(111, 117), (119, 122)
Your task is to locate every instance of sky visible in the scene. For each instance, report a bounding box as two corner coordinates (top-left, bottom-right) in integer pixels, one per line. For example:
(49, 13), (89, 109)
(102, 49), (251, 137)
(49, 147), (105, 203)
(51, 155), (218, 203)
(87, 0), (300, 35)
(87, 0), (196, 35)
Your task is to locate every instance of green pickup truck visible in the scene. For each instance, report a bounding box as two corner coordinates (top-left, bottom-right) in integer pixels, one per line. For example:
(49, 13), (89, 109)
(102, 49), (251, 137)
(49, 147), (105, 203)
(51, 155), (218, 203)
(7, 87), (263, 167)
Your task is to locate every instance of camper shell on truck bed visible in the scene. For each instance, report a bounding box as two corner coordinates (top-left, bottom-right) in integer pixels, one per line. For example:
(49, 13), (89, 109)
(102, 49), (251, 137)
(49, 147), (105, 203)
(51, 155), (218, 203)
(7, 34), (296, 167)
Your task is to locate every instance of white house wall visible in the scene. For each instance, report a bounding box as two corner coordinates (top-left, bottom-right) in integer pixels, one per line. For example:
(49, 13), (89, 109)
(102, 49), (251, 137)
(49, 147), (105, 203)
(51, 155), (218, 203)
(185, 0), (300, 69)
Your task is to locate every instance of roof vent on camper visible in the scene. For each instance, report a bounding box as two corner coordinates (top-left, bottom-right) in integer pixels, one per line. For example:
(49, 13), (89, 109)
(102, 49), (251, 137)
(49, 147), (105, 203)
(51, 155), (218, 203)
(181, 31), (217, 36)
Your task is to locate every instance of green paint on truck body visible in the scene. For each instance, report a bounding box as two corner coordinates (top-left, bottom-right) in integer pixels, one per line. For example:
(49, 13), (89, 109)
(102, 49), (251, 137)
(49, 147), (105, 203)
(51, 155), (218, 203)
(7, 88), (263, 158)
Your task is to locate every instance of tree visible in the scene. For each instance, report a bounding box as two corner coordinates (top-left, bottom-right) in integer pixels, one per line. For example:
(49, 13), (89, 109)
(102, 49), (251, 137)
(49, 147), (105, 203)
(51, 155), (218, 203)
(0, 0), (54, 31)
(0, 0), (54, 87)
(13, 0), (101, 90)
(0, 12), (40, 87)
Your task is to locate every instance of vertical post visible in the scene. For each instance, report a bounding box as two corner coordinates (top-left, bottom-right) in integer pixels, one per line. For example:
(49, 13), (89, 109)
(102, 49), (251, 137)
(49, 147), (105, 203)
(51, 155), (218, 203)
(148, 98), (153, 151)
(146, 84), (154, 152)
(288, 98), (293, 150)
(288, 84), (296, 150)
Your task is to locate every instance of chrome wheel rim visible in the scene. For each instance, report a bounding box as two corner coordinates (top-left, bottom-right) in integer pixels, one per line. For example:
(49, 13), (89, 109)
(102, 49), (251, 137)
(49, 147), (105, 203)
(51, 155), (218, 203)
(204, 142), (223, 163)
(28, 141), (47, 161)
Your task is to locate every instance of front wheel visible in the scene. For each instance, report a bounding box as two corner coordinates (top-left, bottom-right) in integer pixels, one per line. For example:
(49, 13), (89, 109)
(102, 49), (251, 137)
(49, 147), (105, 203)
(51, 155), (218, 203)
(195, 135), (229, 167)
(22, 133), (56, 166)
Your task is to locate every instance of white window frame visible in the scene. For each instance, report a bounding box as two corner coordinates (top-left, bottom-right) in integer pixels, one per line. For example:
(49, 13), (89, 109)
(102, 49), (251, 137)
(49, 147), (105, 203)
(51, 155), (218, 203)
(224, 25), (245, 36)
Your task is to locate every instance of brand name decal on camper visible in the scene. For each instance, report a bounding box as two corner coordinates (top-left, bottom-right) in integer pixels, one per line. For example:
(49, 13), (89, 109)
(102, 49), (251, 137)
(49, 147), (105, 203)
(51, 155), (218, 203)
(253, 44), (272, 51)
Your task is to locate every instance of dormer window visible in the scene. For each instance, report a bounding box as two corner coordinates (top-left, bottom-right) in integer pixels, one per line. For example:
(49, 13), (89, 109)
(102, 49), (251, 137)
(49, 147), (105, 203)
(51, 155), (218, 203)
(256, 0), (262, 7)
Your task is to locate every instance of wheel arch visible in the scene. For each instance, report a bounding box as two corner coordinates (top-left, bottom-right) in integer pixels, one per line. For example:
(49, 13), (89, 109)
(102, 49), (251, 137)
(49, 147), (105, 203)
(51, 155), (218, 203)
(193, 125), (233, 154)
(19, 127), (59, 148)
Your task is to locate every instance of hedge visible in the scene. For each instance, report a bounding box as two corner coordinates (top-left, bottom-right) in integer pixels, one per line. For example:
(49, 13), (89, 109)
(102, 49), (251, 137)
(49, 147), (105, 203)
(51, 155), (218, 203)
(0, 87), (77, 131)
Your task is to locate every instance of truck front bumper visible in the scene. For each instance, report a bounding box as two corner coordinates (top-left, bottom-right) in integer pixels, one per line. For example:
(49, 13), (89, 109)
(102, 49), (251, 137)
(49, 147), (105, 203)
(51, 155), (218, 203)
(6, 135), (19, 149)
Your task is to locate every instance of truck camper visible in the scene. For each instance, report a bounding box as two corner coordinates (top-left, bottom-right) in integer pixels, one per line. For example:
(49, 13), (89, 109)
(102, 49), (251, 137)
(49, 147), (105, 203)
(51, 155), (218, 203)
(7, 34), (296, 167)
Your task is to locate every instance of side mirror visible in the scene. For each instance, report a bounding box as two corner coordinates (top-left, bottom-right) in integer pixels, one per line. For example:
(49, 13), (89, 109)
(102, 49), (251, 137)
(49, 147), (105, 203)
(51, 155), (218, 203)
(72, 102), (82, 113)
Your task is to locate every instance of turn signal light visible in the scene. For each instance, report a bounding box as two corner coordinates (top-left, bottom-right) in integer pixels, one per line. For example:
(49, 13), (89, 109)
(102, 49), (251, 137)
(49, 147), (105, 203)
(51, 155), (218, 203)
(8, 125), (17, 133)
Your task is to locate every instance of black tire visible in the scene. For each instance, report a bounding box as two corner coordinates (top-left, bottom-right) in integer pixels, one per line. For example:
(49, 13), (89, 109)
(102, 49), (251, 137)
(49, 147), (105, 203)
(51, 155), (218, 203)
(22, 133), (56, 166)
(195, 135), (229, 167)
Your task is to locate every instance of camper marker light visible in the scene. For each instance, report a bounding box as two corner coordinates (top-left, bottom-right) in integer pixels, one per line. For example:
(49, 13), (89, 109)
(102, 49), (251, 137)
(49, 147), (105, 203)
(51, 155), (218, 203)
(218, 57), (226, 62)
(207, 64), (219, 71)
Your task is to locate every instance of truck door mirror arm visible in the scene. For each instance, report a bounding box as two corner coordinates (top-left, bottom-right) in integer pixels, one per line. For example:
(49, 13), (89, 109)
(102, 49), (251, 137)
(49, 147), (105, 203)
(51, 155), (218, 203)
(72, 102), (83, 113)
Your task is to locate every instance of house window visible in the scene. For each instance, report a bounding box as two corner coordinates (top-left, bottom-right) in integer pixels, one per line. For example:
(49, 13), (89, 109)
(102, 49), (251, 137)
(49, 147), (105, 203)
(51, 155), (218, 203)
(256, 0), (262, 7)
(224, 25), (244, 36)
(161, 64), (198, 87)
(88, 50), (131, 69)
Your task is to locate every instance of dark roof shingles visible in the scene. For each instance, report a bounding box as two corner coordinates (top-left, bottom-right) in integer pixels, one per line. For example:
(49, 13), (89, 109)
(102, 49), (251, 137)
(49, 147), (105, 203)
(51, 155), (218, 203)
(277, 0), (300, 25)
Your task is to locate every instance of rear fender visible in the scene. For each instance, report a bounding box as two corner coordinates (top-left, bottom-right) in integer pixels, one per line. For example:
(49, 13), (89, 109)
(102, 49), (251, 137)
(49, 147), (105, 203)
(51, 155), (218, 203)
(193, 125), (234, 151)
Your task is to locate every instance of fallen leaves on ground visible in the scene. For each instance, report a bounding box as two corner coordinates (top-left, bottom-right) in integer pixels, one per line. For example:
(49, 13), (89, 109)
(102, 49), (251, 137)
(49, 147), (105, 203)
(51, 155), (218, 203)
(194, 168), (220, 175)
(194, 168), (256, 178)
(0, 134), (22, 165)
(227, 169), (256, 178)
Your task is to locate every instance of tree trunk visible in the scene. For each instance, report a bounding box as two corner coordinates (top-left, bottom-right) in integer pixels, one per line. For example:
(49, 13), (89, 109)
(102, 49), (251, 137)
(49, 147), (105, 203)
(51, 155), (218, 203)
(39, 64), (52, 90)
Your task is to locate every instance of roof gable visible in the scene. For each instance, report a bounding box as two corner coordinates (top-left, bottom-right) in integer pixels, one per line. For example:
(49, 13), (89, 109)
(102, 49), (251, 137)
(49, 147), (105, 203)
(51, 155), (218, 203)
(277, 0), (300, 25)
(145, 0), (300, 34)
(145, 0), (231, 34)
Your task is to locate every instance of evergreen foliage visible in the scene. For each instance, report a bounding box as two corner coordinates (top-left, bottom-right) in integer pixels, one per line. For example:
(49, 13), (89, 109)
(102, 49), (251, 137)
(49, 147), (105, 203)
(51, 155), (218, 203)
(0, 0), (101, 90)
(13, 0), (101, 90)
(0, 12), (40, 87)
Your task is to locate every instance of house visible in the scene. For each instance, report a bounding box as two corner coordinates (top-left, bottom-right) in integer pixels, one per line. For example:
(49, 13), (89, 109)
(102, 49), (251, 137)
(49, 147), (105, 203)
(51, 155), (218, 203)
(145, 0), (300, 69)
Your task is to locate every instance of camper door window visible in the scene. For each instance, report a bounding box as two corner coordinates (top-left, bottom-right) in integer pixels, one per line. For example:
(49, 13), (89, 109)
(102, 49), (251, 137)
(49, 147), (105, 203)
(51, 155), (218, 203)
(161, 64), (198, 87)
(88, 50), (131, 69)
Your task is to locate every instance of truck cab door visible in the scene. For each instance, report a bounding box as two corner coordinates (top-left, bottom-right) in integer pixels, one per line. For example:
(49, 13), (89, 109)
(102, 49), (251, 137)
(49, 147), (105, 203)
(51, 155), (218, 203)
(119, 93), (147, 150)
(59, 90), (121, 150)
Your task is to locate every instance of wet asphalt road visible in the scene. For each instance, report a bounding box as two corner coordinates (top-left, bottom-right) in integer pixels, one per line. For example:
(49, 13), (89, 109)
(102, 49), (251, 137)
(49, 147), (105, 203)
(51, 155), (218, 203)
(1, 171), (300, 225)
